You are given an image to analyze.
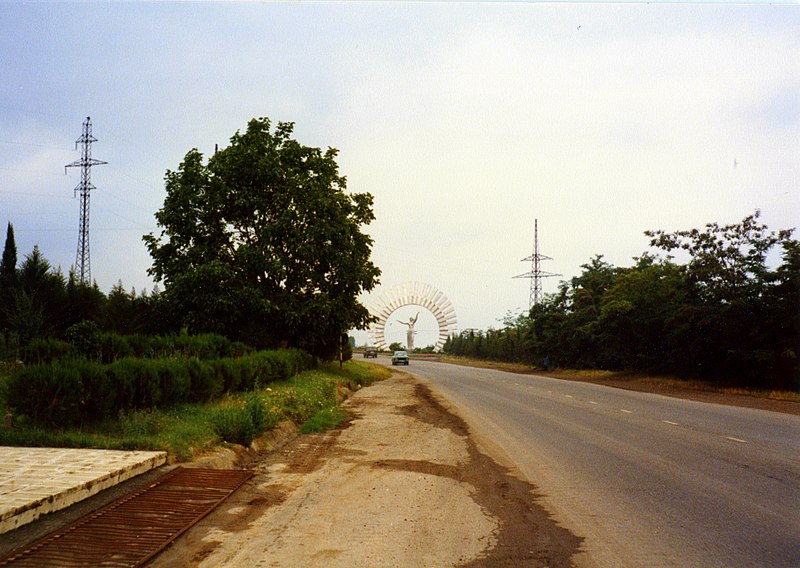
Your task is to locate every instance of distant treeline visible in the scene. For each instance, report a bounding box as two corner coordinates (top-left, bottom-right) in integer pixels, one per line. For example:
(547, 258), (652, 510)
(0, 223), (178, 357)
(444, 213), (799, 391)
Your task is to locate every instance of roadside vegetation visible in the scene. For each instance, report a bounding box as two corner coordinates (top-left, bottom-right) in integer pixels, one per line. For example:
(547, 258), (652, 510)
(0, 359), (389, 461)
(0, 115), (387, 459)
(445, 212), (799, 393)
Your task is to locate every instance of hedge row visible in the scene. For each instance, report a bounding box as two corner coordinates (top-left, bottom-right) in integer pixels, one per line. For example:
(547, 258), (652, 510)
(21, 332), (251, 365)
(6, 348), (315, 427)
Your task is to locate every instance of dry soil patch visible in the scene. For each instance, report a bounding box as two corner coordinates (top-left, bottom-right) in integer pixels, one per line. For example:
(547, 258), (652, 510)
(151, 373), (581, 567)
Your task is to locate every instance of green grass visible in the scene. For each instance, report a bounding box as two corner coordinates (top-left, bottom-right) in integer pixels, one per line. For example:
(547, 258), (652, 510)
(299, 407), (350, 433)
(0, 359), (388, 462)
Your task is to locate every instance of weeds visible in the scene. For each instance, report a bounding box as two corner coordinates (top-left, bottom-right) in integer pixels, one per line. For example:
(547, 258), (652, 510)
(300, 407), (350, 433)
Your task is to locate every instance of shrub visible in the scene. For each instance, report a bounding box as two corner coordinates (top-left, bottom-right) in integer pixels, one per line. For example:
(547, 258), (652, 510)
(211, 391), (277, 446)
(21, 338), (75, 364)
(249, 349), (316, 386)
(211, 358), (241, 393)
(244, 391), (275, 431)
(211, 405), (255, 446)
(126, 334), (154, 358)
(106, 358), (139, 412)
(134, 359), (161, 409)
(76, 359), (115, 422)
(64, 320), (102, 360)
(6, 363), (83, 426)
(5, 348), (313, 428)
(186, 359), (221, 402)
(154, 358), (191, 406)
(98, 333), (133, 363)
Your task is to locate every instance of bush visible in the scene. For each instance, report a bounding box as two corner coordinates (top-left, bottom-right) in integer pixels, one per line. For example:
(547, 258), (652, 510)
(4, 348), (314, 428)
(64, 320), (101, 360)
(252, 349), (316, 385)
(6, 363), (83, 426)
(98, 333), (133, 363)
(21, 338), (75, 364)
(212, 405), (256, 446)
(244, 391), (274, 431)
(76, 359), (115, 422)
(211, 393), (273, 447)
(106, 358), (140, 412)
(186, 359), (222, 403)
(154, 358), (191, 406)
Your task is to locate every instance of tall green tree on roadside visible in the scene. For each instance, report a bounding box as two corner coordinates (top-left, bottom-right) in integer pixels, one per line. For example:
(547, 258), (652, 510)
(10, 246), (66, 344)
(0, 223), (18, 346)
(646, 211), (798, 387)
(0, 223), (16, 292)
(144, 117), (381, 358)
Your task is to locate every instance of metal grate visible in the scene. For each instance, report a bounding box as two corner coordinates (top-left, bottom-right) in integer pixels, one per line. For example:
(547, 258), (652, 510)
(0, 467), (253, 567)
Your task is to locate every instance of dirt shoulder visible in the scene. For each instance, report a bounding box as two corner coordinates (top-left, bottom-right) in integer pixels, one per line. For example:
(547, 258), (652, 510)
(151, 372), (582, 567)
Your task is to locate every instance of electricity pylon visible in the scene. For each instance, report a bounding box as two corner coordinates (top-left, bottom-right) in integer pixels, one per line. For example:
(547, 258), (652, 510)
(65, 117), (106, 285)
(513, 219), (561, 308)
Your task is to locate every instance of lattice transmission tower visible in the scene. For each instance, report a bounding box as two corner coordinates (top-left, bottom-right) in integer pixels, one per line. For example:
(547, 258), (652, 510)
(513, 219), (561, 309)
(65, 117), (106, 285)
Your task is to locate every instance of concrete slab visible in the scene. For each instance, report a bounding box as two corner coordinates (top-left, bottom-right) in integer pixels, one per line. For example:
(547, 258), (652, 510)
(0, 447), (166, 534)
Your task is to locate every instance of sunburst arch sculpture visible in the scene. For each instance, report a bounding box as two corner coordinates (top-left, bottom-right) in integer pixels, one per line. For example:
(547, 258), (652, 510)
(369, 281), (458, 352)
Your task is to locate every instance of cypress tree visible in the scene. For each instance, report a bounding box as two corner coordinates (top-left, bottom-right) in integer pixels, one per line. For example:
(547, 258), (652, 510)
(0, 222), (17, 346)
(0, 222), (17, 290)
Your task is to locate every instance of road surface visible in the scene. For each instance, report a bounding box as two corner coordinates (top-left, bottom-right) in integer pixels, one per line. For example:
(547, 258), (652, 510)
(379, 357), (800, 567)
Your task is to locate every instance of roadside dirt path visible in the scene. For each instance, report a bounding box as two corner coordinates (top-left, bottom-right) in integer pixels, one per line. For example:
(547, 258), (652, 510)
(152, 372), (582, 567)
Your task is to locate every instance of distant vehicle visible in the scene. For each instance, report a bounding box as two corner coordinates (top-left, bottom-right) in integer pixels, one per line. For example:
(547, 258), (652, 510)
(363, 347), (378, 358)
(391, 350), (410, 365)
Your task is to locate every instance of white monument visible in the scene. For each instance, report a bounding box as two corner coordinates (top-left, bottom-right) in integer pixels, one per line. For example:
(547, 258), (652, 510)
(369, 282), (458, 352)
(397, 312), (420, 351)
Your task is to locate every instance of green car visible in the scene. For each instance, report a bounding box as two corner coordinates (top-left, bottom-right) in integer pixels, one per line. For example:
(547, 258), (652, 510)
(391, 350), (410, 365)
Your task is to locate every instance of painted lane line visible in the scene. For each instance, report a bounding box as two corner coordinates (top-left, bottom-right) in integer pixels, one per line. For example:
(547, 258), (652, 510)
(589, 401), (598, 405)
(662, 420), (679, 426)
(725, 436), (748, 444)
(565, 395), (573, 399)
(620, 409), (633, 414)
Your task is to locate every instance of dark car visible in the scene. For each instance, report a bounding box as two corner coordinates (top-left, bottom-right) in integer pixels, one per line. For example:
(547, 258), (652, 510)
(363, 347), (378, 358)
(391, 350), (409, 365)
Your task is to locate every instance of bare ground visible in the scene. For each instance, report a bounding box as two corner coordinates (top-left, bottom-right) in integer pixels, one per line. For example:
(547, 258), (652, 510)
(150, 372), (582, 567)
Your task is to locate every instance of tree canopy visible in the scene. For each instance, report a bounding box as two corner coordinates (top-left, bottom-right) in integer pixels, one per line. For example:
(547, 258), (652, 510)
(445, 213), (799, 391)
(144, 117), (380, 358)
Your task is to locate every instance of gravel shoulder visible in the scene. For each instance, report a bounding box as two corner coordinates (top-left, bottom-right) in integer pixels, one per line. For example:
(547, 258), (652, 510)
(152, 371), (582, 567)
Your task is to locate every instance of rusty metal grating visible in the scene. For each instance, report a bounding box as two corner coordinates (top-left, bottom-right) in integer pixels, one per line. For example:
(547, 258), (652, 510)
(0, 466), (253, 567)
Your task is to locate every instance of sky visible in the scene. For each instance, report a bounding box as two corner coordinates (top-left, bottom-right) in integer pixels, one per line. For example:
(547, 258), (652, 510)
(1, 2), (798, 348)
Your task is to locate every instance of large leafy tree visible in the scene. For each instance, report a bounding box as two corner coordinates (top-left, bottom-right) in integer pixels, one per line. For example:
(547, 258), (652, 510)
(144, 117), (380, 357)
(646, 211), (798, 387)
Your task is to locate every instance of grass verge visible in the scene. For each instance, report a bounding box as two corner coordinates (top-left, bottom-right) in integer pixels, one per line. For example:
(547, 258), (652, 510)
(0, 360), (390, 462)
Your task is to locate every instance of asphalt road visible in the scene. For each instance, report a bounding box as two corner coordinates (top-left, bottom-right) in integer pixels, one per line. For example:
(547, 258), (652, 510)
(375, 357), (800, 567)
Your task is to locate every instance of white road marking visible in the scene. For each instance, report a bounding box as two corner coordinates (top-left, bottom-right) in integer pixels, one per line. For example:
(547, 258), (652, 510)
(589, 401), (598, 405)
(725, 436), (748, 444)
(565, 395), (574, 399)
(662, 420), (679, 426)
(620, 409), (633, 414)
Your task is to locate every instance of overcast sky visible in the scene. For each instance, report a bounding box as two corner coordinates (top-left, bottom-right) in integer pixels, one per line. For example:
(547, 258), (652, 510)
(1, 2), (797, 347)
